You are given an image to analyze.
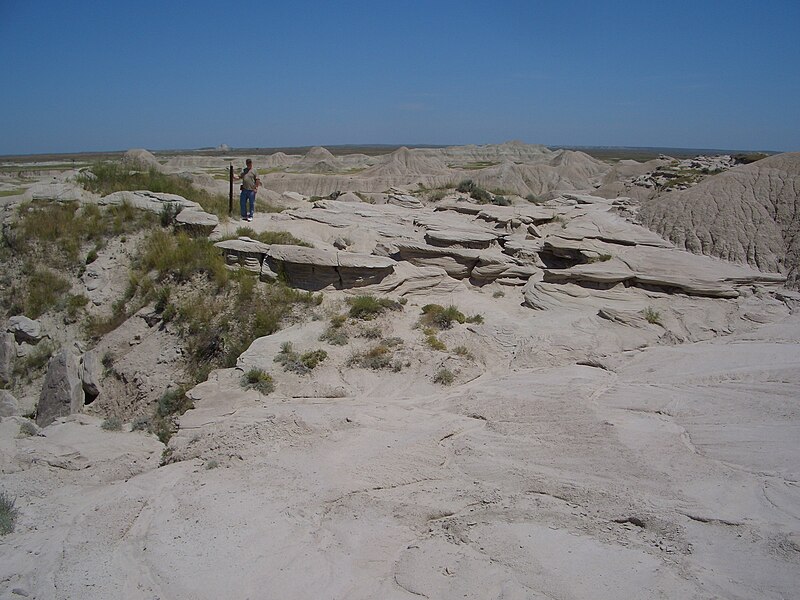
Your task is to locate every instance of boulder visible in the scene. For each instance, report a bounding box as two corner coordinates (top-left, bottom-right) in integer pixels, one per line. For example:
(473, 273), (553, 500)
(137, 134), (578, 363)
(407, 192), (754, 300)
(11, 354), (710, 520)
(36, 348), (85, 427)
(7, 316), (43, 344)
(0, 389), (19, 417)
(174, 209), (219, 235)
(376, 241), (480, 279)
(0, 332), (14, 385)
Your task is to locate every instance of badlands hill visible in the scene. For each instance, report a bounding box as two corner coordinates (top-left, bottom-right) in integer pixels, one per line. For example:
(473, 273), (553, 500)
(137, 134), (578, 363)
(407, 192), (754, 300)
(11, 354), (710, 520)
(640, 153), (800, 289)
(0, 143), (798, 599)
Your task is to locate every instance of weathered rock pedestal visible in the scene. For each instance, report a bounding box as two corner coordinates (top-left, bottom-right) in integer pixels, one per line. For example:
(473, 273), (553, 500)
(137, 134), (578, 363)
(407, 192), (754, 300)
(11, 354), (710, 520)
(36, 348), (85, 427)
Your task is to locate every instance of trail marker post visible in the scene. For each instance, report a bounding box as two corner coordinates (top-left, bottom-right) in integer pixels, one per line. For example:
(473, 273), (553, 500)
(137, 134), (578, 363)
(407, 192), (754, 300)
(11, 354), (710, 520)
(228, 164), (234, 215)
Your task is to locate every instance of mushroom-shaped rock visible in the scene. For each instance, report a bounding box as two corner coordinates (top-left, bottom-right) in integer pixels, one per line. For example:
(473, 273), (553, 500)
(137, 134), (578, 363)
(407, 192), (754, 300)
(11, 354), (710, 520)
(214, 237), (270, 272)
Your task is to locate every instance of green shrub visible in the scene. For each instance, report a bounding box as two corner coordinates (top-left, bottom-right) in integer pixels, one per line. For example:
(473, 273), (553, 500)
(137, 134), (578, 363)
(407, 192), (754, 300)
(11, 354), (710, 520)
(160, 202), (182, 226)
(348, 343), (394, 370)
(205, 459), (219, 470)
(466, 314), (484, 325)
(421, 304), (466, 330)
(491, 195), (511, 206)
(358, 326), (382, 339)
(643, 306), (663, 326)
(456, 180), (476, 194)
(156, 388), (192, 418)
(525, 193), (544, 204)
(101, 417), (123, 431)
(0, 492), (18, 535)
(233, 228), (311, 247)
(492, 290), (505, 298)
(274, 343), (327, 374)
(131, 415), (151, 431)
(424, 328), (447, 351)
(433, 368), (455, 385)
(320, 326), (349, 346)
(242, 368), (275, 395)
(347, 295), (402, 320)
(17, 420), (38, 437)
(453, 345), (473, 358)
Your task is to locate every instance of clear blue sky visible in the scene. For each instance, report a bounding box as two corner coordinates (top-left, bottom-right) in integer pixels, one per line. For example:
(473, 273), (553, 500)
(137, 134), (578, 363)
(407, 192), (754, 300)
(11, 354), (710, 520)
(1, 0), (799, 154)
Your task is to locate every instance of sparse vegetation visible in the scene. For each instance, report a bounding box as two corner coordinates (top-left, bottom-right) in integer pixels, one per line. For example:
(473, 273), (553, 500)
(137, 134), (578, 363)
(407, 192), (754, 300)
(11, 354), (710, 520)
(77, 162), (237, 218)
(420, 304), (466, 330)
(453, 345), (473, 358)
(13, 340), (55, 382)
(131, 415), (151, 431)
(242, 368), (275, 395)
(347, 338), (403, 370)
(153, 387), (193, 444)
(233, 227), (311, 247)
(433, 368), (455, 385)
(456, 179), (492, 204)
(492, 290), (505, 298)
(347, 295), (402, 320)
(274, 342), (327, 374)
(525, 193), (545, 204)
(491, 195), (512, 206)
(424, 328), (446, 351)
(643, 306), (663, 326)
(17, 420), (38, 437)
(205, 459), (219, 470)
(101, 417), (123, 431)
(0, 492), (18, 535)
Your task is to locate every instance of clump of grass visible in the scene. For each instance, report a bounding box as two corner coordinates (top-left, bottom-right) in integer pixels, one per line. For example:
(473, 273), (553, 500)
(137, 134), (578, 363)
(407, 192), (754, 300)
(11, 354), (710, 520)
(101, 417), (123, 431)
(160, 202), (183, 226)
(420, 304), (466, 330)
(12, 340), (55, 382)
(17, 420), (38, 437)
(525, 193), (545, 204)
(423, 327), (447, 351)
(491, 195), (511, 206)
(274, 342), (327, 375)
(205, 459), (219, 470)
(643, 306), (663, 326)
(466, 314), (484, 325)
(358, 326), (382, 339)
(242, 368), (275, 395)
(233, 227), (312, 247)
(433, 368), (455, 385)
(455, 179), (492, 204)
(453, 345), (473, 358)
(320, 313), (349, 345)
(138, 230), (228, 287)
(348, 342), (398, 370)
(587, 253), (613, 263)
(131, 415), (151, 431)
(152, 387), (193, 444)
(0, 492), (18, 535)
(347, 295), (402, 320)
(78, 163), (234, 218)
(492, 290), (505, 298)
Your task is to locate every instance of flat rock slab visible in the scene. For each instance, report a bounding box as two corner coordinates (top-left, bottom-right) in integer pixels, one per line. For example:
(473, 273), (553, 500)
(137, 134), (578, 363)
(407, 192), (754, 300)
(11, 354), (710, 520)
(559, 210), (672, 247)
(100, 190), (202, 213)
(175, 209), (219, 232)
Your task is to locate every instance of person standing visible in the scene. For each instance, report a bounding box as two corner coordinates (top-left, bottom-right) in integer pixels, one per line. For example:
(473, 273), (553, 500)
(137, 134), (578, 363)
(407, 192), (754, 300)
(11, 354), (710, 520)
(236, 159), (260, 221)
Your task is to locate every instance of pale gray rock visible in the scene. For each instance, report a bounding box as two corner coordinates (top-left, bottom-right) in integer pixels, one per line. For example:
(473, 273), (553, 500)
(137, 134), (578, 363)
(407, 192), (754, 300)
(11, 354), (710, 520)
(7, 316), (43, 344)
(214, 237), (269, 273)
(333, 237), (349, 250)
(99, 190), (202, 214)
(0, 389), (19, 417)
(26, 181), (95, 203)
(388, 193), (423, 209)
(0, 332), (14, 385)
(174, 209), (219, 234)
(378, 241), (480, 279)
(424, 229), (498, 249)
(335, 192), (361, 203)
(36, 348), (85, 427)
(80, 350), (102, 401)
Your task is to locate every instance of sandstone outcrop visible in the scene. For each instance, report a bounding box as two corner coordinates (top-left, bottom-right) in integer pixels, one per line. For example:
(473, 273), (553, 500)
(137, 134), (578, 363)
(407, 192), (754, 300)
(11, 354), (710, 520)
(640, 153), (800, 289)
(7, 316), (43, 344)
(36, 348), (84, 427)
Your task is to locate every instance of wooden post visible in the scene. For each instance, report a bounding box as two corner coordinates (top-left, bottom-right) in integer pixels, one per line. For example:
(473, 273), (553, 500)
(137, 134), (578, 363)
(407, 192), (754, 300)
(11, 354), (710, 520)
(228, 164), (234, 215)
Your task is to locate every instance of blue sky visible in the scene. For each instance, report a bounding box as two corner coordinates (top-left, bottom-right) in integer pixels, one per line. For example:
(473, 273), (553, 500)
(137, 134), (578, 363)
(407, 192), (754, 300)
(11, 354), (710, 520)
(1, 0), (799, 154)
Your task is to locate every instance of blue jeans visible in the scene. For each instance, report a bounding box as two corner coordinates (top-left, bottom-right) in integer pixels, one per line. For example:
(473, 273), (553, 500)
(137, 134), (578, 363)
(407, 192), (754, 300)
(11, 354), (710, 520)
(240, 189), (256, 218)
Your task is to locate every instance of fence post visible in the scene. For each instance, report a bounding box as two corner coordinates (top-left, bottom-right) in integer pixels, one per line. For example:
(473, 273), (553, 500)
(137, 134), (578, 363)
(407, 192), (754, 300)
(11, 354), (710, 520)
(228, 164), (233, 215)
